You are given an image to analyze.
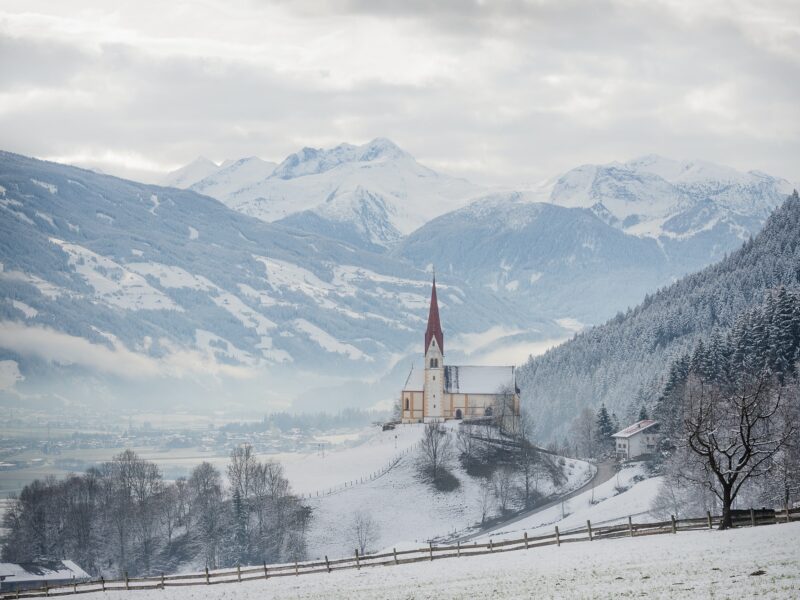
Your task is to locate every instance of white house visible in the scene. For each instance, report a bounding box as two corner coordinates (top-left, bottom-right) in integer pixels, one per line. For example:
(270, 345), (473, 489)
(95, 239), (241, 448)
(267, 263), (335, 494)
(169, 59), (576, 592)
(612, 419), (660, 460)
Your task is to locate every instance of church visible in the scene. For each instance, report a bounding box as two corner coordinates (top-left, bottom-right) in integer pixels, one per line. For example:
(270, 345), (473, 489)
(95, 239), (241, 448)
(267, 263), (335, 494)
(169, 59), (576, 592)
(400, 277), (520, 423)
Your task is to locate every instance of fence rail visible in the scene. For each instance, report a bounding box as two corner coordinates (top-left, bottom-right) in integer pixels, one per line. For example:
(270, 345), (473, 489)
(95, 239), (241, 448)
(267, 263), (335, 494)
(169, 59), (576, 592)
(4, 506), (798, 599)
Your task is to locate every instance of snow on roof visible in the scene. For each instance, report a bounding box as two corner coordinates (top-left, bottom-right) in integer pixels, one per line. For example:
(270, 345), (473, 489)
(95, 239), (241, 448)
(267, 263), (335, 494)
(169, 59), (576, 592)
(402, 365), (423, 391)
(0, 561), (89, 582)
(612, 419), (659, 439)
(444, 365), (515, 395)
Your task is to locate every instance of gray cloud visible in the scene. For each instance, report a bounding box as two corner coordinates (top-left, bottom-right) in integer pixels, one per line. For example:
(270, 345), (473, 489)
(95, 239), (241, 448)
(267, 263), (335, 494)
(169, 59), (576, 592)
(0, 0), (797, 185)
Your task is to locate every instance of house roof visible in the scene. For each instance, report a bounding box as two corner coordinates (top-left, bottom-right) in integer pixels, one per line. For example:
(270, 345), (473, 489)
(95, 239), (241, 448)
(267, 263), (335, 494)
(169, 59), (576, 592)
(0, 561), (89, 582)
(445, 365), (516, 394)
(424, 276), (444, 355)
(612, 419), (659, 439)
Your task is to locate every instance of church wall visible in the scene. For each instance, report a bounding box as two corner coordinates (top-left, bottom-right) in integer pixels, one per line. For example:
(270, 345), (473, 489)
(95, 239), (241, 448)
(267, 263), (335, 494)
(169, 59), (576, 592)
(401, 391), (424, 423)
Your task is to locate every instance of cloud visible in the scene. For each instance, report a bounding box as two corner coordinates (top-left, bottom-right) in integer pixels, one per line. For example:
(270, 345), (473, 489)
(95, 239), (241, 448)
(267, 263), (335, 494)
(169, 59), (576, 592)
(0, 321), (256, 380)
(0, 0), (798, 185)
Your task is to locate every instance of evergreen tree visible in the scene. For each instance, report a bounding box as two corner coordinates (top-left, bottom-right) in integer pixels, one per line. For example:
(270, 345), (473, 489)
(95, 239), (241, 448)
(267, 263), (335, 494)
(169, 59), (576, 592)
(638, 405), (649, 421)
(595, 404), (615, 454)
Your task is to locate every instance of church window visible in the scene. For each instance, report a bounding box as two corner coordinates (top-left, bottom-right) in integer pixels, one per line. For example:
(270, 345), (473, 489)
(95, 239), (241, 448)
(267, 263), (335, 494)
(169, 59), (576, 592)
(429, 358), (439, 368)
(405, 398), (409, 411)
(485, 406), (493, 417)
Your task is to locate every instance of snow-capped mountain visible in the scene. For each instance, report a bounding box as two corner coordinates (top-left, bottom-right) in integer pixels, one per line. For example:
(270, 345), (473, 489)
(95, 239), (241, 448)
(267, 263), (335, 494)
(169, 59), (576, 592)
(547, 155), (793, 269)
(0, 151), (557, 411)
(161, 156), (221, 189)
(178, 138), (485, 249)
(396, 193), (671, 323)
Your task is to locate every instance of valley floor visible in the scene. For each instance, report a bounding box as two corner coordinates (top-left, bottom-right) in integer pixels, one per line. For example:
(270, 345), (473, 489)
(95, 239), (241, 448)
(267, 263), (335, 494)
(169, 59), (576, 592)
(103, 522), (800, 599)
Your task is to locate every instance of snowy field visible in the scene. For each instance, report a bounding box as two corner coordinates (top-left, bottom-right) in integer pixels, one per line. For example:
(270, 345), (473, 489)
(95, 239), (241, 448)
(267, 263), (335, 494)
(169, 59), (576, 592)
(279, 423), (425, 495)
(303, 423), (593, 558)
(101, 523), (800, 599)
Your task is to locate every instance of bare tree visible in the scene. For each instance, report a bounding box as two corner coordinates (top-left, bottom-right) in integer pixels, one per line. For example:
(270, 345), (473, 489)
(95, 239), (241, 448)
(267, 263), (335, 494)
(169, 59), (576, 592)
(516, 413), (539, 508)
(682, 373), (796, 529)
(188, 461), (224, 568)
(492, 466), (514, 514)
(419, 422), (452, 483)
(456, 424), (478, 469)
(570, 407), (596, 458)
(350, 510), (379, 555)
(477, 478), (494, 525)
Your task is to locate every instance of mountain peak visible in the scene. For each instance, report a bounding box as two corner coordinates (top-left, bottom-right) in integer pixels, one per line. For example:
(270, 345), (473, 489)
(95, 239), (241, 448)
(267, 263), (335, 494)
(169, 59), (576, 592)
(162, 156), (220, 189)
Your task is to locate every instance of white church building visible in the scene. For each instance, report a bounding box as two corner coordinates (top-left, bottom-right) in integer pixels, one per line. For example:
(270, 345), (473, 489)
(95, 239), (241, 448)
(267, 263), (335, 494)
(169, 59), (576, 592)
(400, 277), (520, 423)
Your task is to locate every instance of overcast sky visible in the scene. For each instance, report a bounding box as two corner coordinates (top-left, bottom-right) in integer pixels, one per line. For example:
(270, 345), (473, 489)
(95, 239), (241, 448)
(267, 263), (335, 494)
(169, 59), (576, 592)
(1, 0), (798, 185)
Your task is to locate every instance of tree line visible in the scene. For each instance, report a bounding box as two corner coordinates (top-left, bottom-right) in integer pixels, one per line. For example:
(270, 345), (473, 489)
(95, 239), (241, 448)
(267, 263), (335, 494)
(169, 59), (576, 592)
(653, 287), (800, 528)
(1, 446), (309, 576)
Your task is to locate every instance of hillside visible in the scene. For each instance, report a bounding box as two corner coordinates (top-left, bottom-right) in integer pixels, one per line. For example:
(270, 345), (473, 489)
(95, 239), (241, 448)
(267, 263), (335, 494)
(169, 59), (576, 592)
(97, 524), (800, 599)
(0, 151), (556, 411)
(517, 191), (800, 441)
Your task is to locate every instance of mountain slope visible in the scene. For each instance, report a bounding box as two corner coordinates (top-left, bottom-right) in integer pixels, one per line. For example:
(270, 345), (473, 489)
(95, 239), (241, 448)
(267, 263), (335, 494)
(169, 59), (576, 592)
(548, 155), (793, 272)
(516, 191), (800, 441)
(0, 151), (558, 411)
(396, 193), (671, 323)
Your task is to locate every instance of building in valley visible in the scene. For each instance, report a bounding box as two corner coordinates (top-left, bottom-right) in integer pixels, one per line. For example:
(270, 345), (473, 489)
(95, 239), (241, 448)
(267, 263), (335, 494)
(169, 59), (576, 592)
(612, 420), (660, 460)
(400, 277), (520, 424)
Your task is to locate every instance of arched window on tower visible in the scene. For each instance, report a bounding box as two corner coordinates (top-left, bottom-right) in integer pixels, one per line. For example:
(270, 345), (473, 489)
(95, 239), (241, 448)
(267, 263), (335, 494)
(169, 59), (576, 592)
(430, 358), (439, 368)
(405, 398), (409, 411)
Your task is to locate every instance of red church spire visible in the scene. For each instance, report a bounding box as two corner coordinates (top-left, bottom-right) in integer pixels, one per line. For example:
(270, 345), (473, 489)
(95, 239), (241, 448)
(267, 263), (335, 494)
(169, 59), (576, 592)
(425, 273), (444, 355)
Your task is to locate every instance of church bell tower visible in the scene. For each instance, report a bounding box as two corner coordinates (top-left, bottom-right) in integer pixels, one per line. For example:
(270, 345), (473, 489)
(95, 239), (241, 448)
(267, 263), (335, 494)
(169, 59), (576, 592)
(423, 274), (445, 422)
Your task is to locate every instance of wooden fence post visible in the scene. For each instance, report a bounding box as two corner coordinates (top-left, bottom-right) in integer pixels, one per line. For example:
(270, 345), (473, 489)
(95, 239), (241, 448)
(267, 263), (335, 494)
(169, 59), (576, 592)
(555, 526), (560, 546)
(205, 567), (209, 584)
(587, 520), (593, 541)
(707, 511), (712, 529)
(787, 503), (792, 524)
(628, 516), (634, 537)
(264, 562), (268, 579)
(161, 573), (165, 589)
(125, 572), (129, 591)
(750, 508), (755, 527)
(393, 548), (398, 564)
(44, 582), (49, 597)
(295, 561), (299, 576)
(457, 541), (461, 557)
(429, 541), (434, 560)
(524, 531), (529, 549)
(355, 549), (360, 569)
(489, 539), (493, 553)
(325, 556), (330, 573)
(101, 576), (105, 592)
(237, 564), (241, 582)
(671, 515), (676, 534)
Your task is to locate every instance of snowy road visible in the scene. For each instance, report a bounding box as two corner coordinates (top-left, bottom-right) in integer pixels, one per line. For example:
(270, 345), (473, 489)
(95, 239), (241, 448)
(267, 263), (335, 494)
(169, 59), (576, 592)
(457, 460), (615, 542)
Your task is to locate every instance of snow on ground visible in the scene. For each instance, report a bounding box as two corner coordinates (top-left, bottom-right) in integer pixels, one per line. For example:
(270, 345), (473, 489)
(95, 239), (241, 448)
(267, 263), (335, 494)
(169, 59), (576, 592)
(11, 299), (38, 318)
(292, 319), (368, 361)
(103, 523), (800, 599)
(301, 424), (593, 559)
(475, 462), (660, 544)
(281, 424), (425, 496)
(49, 240), (180, 311)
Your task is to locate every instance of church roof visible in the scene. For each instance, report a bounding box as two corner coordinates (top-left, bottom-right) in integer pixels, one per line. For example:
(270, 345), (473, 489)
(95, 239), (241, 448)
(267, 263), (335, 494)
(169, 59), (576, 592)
(425, 276), (444, 355)
(402, 365), (423, 391)
(444, 365), (516, 395)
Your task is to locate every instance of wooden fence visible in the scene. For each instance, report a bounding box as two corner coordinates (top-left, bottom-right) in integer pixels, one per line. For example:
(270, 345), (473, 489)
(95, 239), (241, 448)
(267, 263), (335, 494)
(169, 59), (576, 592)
(4, 507), (798, 598)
